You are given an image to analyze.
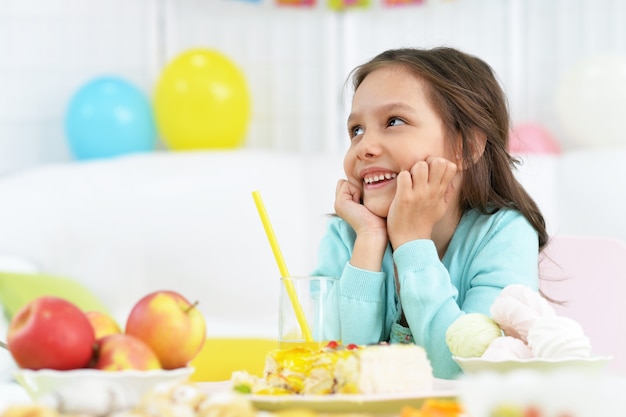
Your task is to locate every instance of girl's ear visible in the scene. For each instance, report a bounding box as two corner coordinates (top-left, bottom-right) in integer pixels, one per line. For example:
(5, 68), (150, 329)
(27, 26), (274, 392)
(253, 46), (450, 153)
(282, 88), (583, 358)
(456, 130), (487, 170)
(471, 131), (488, 162)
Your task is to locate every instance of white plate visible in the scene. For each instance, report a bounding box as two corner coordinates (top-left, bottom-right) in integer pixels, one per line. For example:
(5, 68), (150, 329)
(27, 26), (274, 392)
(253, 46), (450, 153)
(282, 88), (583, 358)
(242, 379), (459, 413)
(13, 367), (194, 414)
(453, 356), (612, 374)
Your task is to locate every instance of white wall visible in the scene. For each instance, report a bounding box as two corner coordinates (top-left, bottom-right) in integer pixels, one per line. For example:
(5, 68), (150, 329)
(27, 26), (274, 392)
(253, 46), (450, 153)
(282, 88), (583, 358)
(0, 0), (625, 175)
(0, 0), (159, 173)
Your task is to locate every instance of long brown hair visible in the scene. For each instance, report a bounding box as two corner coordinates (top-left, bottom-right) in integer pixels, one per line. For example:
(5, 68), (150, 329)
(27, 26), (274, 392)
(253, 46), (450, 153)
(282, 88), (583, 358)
(348, 47), (548, 251)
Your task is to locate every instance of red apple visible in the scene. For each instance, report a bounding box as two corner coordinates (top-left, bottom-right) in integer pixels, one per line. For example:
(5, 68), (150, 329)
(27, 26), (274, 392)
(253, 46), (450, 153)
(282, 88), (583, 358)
(93, 333), (161, 371)
(7, 296), (96, 370)
(85, 311), (122, 340)
(125, 290), (206, 369)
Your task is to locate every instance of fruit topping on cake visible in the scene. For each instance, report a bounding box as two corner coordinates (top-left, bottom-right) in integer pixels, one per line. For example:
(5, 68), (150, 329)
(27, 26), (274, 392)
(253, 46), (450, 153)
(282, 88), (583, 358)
(232, 342), (434, 395)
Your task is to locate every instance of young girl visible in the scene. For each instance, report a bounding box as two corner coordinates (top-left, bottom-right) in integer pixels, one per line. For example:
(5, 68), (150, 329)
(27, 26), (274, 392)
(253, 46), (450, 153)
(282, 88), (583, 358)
(311, 47), (548, 379)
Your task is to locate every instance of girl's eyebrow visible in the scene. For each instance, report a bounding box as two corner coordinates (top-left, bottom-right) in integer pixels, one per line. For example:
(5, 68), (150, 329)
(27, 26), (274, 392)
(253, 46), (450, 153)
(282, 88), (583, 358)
(348, 102), (417, 125)
(377, 102), (416, 114)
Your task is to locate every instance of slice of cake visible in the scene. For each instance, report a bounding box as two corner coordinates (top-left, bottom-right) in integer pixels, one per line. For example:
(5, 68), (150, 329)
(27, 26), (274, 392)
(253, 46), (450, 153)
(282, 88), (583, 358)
(232, 342), (434, 395)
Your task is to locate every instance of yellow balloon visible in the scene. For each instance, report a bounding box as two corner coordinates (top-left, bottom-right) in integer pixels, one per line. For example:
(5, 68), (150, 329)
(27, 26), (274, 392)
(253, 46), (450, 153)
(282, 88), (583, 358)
(154, 49), (251, 150)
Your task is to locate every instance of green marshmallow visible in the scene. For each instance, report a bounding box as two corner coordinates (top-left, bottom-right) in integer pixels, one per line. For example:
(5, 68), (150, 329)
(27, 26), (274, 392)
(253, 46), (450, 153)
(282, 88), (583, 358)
(446, 313), (503, 358)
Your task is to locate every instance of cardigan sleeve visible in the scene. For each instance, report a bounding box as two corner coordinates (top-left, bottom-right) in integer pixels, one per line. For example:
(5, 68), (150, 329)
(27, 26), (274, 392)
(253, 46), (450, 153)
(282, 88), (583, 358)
(311, 217), (389, 345)
(393, 240), (462, 378)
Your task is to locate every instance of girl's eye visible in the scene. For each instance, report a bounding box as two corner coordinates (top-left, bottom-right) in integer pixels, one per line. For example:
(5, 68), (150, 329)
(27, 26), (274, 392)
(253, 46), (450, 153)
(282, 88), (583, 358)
(350, 126), (364, 138)
(388, 117), (406, 127)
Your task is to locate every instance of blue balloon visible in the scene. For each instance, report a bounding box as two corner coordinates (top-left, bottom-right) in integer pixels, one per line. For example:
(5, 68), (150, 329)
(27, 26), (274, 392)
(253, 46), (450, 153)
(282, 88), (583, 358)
(65, 76), (156, 160)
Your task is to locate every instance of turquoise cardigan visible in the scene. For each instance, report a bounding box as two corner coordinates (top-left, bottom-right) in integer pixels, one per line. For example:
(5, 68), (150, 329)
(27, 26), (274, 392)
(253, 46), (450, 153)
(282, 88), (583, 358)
(311, 208), (539, 379)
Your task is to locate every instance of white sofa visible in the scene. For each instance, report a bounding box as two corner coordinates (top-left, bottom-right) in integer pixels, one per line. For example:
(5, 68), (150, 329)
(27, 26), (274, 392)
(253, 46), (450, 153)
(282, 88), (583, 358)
(0, 150), (346, 333)
(1, 147), (625, 406)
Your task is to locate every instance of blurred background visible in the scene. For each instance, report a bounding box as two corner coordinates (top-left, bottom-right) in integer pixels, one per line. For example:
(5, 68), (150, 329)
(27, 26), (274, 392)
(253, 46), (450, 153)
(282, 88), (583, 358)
(0, 0), (625, 175)
(1, 0), (626, 385)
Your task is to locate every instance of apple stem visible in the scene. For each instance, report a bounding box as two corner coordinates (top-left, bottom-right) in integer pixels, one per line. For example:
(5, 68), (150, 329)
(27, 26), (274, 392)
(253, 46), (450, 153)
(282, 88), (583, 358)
(0, 340), (8, 350)
(185, 300), (199, 313)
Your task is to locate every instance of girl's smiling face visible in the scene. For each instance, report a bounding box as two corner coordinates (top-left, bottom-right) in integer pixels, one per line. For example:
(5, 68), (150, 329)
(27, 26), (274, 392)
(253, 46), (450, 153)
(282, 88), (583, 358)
(344, 64), (460, 218)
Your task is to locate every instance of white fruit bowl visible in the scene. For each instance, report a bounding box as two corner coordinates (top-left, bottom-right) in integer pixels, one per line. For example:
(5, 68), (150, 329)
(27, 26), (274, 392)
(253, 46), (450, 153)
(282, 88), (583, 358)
(13, 367), (194, 414)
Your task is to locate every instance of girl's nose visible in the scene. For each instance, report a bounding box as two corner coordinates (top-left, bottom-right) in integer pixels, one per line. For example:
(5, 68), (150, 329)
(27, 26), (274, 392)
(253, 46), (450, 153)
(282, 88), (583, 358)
(356, 132), (382, 159)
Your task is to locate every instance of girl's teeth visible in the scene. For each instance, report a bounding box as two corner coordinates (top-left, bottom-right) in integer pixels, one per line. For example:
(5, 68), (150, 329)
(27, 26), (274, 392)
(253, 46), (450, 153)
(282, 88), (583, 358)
(364, 173), (397, 184)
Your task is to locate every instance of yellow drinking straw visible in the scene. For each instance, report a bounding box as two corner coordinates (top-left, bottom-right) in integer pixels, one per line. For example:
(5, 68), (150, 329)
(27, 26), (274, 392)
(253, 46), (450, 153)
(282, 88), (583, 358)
(252, 190), (313, 342)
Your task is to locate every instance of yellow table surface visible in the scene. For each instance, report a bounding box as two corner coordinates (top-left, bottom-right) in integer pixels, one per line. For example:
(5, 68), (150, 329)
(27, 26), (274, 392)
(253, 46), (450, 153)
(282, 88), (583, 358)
(190, 337), (278, 382)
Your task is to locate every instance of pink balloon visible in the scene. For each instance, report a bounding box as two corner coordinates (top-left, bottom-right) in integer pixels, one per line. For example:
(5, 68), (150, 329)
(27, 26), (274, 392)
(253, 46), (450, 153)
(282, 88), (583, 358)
(509, 123), (562, 155)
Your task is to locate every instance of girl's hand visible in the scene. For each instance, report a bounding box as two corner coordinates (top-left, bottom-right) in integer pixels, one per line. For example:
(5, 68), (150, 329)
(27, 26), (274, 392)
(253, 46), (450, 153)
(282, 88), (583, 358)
(387, 156), (458, 249)
(334, 179), (388, 271)
(334, 179), (386, 236)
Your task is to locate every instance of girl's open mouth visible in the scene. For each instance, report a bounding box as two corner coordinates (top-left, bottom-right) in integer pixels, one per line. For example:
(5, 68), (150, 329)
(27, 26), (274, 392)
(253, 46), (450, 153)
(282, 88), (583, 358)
(363, 172), (397, 186)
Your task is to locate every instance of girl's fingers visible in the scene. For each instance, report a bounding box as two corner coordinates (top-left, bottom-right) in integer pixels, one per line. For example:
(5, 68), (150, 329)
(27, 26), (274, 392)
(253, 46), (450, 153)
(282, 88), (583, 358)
(335, 179), (344, 194)
(395, 170), (412, 193)
(425, 156), (457, 187)
(441, 160), (458, 187)
(408, 161), (429, 189)
(336, 179), (362, 204)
